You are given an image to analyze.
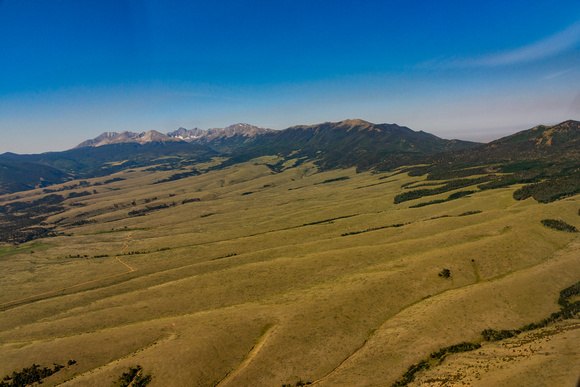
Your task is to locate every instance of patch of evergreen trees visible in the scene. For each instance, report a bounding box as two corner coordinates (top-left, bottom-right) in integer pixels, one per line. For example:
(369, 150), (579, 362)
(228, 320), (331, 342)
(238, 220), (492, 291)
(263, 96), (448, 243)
(0, 361), (75, 387)
(394, 177), (488, 204)
(513, 171), (580, 203)
(393, 280), (580, 386)
(540, 219), (578, 233)
(114, 365), (151, 387)
(482, 280), (580, 341)
(153, 169), (200, 184)
(128, 202), (175, 216)
(392, 342), (480, 387)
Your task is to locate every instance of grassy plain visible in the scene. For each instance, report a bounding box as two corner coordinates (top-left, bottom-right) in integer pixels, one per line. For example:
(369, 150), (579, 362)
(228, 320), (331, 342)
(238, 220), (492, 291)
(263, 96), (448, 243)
(0, 156), (579, 386)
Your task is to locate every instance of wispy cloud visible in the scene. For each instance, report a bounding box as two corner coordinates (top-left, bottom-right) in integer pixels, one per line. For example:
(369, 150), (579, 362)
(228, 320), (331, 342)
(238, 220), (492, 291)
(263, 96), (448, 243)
(543, 66), (578, 80)
(428, 20), (580, 69)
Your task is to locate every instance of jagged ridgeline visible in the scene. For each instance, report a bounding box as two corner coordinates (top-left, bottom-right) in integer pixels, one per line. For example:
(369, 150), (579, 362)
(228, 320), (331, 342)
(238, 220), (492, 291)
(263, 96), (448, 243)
(2, 119), (579, 196)
(0, 119), (480, 194)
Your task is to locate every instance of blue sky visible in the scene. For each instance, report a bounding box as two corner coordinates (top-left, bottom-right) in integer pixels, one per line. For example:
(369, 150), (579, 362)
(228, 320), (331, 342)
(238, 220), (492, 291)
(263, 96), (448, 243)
(1, 0), (580, 153)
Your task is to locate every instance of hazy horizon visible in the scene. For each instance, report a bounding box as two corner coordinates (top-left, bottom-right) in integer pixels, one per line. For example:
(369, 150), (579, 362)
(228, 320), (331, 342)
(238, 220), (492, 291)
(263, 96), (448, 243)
(1, 1), (579, 154)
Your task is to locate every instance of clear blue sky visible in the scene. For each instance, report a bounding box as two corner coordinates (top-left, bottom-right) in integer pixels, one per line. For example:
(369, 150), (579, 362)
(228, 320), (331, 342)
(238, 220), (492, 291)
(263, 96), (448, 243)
(1, 0), (580, 153)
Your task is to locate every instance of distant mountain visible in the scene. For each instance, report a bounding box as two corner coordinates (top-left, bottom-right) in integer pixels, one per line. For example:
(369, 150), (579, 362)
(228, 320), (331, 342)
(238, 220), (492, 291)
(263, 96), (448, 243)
(425, 120), (580, 166)
(0, 161), (70, 195)
(167, 123), (274, 153)
(74, 132), (119, 148)
(0, 119), (481, 194)
(400, 120), (580, 203)
(0, 141), (217, 183)
(76, 124), (272, 151)
(167, 123), (271, 141)
(223, 119), (480, 170)
(166, 127), (206, 142)
(74, 130), (184, 148)
(477, 120), (580, 160)
(4, 119), (578, 195)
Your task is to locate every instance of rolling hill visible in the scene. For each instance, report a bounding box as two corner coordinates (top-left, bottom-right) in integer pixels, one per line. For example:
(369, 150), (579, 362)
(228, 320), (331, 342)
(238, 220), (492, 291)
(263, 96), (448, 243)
(0, 141), (217, 184)
(0, 161), (70, 195)
(0, 120), (578, 386)
(427, 119), (580, 165)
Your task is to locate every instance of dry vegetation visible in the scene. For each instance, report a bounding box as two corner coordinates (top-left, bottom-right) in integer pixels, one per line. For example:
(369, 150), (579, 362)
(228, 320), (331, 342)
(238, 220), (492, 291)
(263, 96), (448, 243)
(0, 155), (578, 386)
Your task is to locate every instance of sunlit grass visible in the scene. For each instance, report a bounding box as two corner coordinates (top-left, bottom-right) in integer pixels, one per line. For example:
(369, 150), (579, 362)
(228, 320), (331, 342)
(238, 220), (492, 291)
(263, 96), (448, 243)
(0, 158), (578, 386)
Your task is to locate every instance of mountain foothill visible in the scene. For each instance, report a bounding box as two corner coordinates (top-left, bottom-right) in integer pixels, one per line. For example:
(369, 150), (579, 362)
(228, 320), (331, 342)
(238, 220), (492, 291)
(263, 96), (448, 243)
(0, 118), (579, 386)
(1, 119), (579, 196)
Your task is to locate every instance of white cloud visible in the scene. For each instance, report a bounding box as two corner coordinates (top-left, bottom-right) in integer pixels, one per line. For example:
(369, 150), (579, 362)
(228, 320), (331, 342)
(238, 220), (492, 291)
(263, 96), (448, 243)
(543, 66), (578, 80)
(431, 20), (580, 69)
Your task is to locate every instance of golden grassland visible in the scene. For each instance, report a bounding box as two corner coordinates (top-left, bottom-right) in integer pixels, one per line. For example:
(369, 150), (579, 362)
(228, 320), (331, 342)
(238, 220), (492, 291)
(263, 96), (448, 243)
(409, 319), (580, 386)
(0, 156), (578, 386)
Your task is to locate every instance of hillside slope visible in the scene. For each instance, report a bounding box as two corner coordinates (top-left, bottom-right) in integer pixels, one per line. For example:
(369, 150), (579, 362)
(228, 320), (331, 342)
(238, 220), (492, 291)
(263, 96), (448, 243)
(224, 119), (479, 170)
(0, 142), (216, 181)
(0, 161), (70, 194)
(419, 120), (580, 167)
(0, 154), (578, 386)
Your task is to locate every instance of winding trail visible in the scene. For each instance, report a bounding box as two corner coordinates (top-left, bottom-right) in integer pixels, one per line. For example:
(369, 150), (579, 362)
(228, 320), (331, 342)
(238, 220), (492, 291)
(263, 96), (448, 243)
(115, 232), (136, 272)
(62, 331), (178, 385)
(115, 257), (135, 272)
(215, 325), (278, 387)
(0, 232), (137, 308)
(310, 339), (369, 385)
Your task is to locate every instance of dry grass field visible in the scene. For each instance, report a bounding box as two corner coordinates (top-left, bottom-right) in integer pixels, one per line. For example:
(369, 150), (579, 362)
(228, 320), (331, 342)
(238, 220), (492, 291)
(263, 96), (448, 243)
(0, 156), (579, 386)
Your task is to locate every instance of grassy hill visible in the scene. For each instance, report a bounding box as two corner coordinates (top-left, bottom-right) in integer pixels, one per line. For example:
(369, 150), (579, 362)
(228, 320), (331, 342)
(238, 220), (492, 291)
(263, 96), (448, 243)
(0, 141), (216, 187)
(445, 119), (580, 163)
(0, 152), (578, 386)
(0, 161), (70, 194)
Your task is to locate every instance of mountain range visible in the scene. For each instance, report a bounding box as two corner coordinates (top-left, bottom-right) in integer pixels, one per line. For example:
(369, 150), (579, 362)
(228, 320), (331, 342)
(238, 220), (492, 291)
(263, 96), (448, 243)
(0, 119), (579, 195)
(70, 119), (480, 169)
(74, 123), (273, 149)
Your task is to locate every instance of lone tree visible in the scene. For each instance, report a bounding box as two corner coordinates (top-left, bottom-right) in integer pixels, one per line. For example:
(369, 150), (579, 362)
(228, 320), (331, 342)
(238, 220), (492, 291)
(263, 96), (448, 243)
(438, 268), (451, 278)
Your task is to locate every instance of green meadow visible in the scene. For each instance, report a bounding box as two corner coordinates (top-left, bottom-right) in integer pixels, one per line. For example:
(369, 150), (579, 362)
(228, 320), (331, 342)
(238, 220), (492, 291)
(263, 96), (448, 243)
(0, 156), (578, 386)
